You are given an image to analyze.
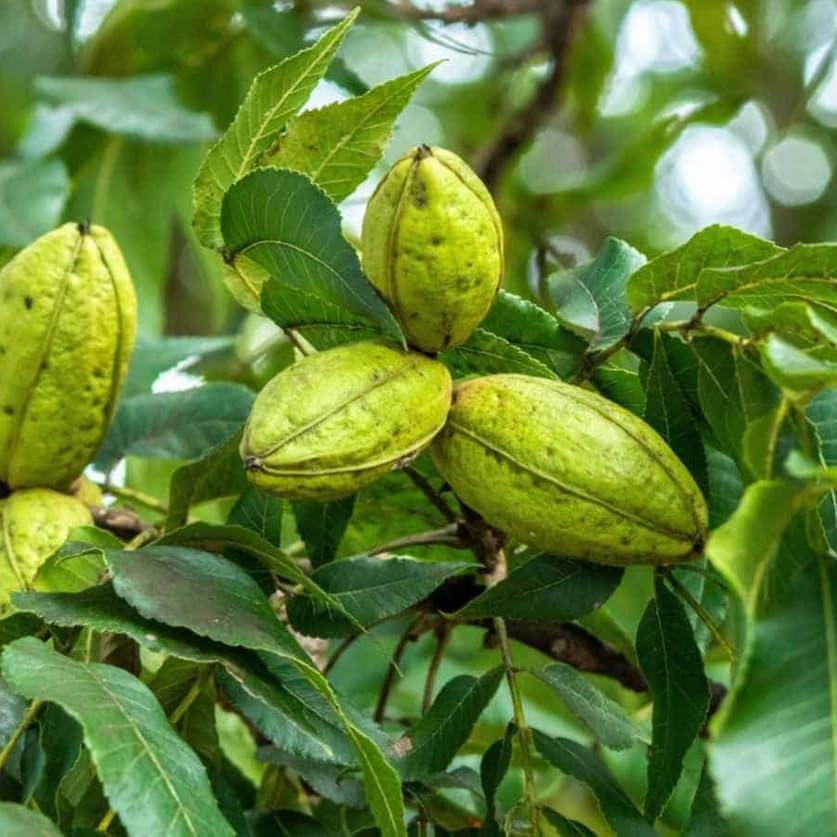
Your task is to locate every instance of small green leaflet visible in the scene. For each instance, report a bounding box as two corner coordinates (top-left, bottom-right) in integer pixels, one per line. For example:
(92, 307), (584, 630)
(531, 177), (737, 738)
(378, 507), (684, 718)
(532, 731), (655, 837)
(710, 554), (837, 837)
(104, 545), (406, 836)
(266, 64), (438, 202)
(287, 555), (472, 637)
(1, 638), (234, 837)
(398, 668), (503, 780)
(0, 802), (63, 836)
(626, 225), (782, 313)
(96, 383), (254, 470)
(192, 10), (359, 249)
(456, 554), (622, 622)
(221, 168), (403, 342)
(167, 430), (249, 528)
(636, 577), (709, 822)
(529, 662), (645, 750)
(292, 496), (355, 568)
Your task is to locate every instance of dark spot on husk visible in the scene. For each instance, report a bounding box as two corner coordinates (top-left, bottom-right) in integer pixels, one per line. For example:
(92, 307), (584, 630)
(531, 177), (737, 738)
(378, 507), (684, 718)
(23, 296), (33, 310)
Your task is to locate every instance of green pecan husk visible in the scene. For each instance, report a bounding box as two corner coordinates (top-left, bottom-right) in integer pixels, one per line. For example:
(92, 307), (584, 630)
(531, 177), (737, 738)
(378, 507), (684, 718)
(430, 374), (708, 566)
(0, 487), (92, 610)
(0, 223), (137, 489)
(241, 340), (452, 501)
(361, 145), (503, 353)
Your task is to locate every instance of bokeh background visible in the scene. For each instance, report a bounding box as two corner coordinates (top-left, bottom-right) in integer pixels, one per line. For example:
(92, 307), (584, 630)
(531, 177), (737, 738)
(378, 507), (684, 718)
(3, 0), (834, 339)
(0, 0), (832, 831)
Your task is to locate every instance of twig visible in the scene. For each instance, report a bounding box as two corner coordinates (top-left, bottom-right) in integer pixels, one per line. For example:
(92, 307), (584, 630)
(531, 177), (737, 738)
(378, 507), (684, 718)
(169, 668), (211, 726)
(324, 634), (360, 675)
(0, 700), (42, 775)
(374, 615), (425, 723)
(404, 467), (458, 523)
(422, 623), (451, 712)
(488, 550), (539, 830)
(391, 0), (546, 24)
(368, 523), (468, 556)
(285, 328), (316, 356)
(477, 0), (591, 192)
(102, 484), (168, 516)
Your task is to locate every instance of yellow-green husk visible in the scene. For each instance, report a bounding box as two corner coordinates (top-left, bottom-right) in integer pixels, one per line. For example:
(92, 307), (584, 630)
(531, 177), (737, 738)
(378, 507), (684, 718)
(0, 488), (92, 610)
(361, 146), (503, 353)
(430, 374), (708, 566)
(242, 341), (453, 501)
(0, 223), (137, 489)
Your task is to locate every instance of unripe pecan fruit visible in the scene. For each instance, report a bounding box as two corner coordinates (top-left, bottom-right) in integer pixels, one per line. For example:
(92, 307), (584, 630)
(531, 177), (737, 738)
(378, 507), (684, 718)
(241, 341), (452, 501)
(361, 146), (503, 353)
(0, 488), (92, 610)
(430, 375), (707, 565)
(0, 223), (137, 490)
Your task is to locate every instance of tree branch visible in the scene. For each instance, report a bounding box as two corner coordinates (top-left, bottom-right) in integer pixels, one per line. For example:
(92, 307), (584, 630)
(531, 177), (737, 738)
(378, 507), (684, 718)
(391, 0), (545, 24)
(90, 506), (151, 540)
(476, 0), (591, 192)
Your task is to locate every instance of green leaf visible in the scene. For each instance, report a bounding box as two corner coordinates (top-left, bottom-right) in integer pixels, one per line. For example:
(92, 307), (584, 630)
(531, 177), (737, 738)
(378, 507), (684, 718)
(267, 64), (437, 201)
(480, 724), (514, 836)
(96, 384), (254, 470)
(1, 638), (234, 836)
(759, 334), (837, 391)
(398, 668), (504, 780)
(532, 731), (655, 837)
(123, 336), (233, 398)
(705, 480), (805, 608)
(0, 613), (42, 647)
(0, 158), (69, 248)
(192, 11), (358, 249)
(105, 547), (405, 835)
(257, 747), (364, 807)
(593, 349), (646, 416)
(684, 766), (730, 837)
(14, 585), (356, 770)
(808, 389), (837, 549)
(643, 331), (707, 489)
(456, 554), (622, 622)
(153, 523), (358, 628)
(0, 803), (62, 836)
(541, 808), (597, 836)
(229, 486), (283, 546)
(106, 546), (305, 659)
(710, 554), (837, 836)
(13, 583), (226, 662)
(36, 74), (215, 143)
(636, 577), (709, 822)
(575, 237), (646, 350)
(690, 338), (778, 466)
(217, 666), (352, 766)
(287, 556), (472, 637)
(154, 523), (307, 586)
(441, 328), (556, 379)
(293, 496), (355, 568)
(167, 431), (249, 528)
(222, 168), (402, 341)
(478, 291), (587, 379)
(32, 705), (83, 822)
(529, 662), (645, 751)
(626, 225), (782, 313)
(696, 242), (837, 312)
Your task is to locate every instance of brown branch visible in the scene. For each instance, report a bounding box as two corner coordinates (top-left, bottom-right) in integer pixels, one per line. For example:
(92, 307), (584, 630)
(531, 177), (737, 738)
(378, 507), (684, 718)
(497, 619), (648, 693)
(374, 615), (425, 723)
(90, 506), (152, 540)
(392, 0), (545, 24)
(476, 0), (591, 193)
